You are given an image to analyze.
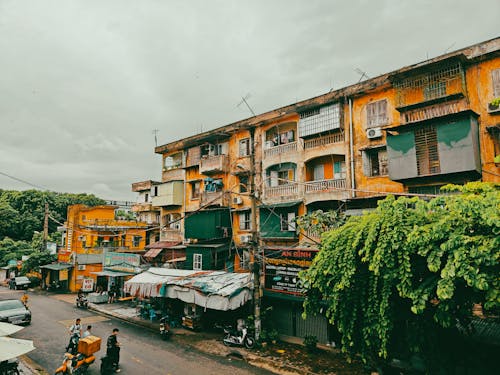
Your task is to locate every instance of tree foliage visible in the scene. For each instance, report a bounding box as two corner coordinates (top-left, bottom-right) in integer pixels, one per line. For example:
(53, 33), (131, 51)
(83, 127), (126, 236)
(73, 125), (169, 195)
(0, 189), (104, 241)
(301, 182), (500, 371)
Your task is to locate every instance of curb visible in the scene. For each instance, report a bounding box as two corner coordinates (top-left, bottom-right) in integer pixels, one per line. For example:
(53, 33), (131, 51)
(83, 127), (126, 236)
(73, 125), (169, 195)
(20, 355), (49, 375)
(87, 304), (323, 375)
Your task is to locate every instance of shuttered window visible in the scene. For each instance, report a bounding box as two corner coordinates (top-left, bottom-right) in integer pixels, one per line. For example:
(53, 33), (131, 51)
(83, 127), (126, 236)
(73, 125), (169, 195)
(415, 126), (440, 175)
(362, 148), (388, 177)
(239, 138), (251, 157)
(239, 211), (251, 230)
(366, 100), (388, 128)
(280, 212), (296, 231)
(492, 69), (500, 98)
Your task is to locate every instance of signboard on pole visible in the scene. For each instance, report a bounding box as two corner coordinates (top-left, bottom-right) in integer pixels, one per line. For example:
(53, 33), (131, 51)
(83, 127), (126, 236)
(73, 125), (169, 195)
(264, 248), (318, 296)
(82, 278), (94, 292)
(46, 242), (57, 255)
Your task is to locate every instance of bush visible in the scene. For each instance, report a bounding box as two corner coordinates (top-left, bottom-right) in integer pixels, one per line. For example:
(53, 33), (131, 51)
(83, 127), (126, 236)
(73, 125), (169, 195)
(28, 276), (41, 287)
(304, 335), (318, 352)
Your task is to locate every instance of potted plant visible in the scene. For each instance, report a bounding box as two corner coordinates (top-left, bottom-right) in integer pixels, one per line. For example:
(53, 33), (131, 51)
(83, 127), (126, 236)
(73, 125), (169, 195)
(488, 97), (500, 112)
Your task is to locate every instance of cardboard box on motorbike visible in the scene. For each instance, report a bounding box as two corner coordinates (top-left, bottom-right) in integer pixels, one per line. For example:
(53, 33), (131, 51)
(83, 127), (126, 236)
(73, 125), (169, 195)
(78, 336), (101, 356)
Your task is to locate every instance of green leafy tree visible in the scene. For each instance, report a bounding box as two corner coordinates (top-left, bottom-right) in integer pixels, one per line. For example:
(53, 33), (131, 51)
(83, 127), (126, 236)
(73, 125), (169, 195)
(301, 182), (500, 372)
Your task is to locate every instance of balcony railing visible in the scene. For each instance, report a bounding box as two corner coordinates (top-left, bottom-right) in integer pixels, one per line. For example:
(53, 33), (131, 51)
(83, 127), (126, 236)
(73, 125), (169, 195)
(305, 179), (346, 193)
(264, 142), (297, 158)
(201, 191), (228, 206)
(264, 183), (299, 198)
(160, 228), (183, 242)
(131, 202), (153, 212)
(303, 133), (344, 149)
(401, 100), (469, 124)
(199, 155), (229, 174)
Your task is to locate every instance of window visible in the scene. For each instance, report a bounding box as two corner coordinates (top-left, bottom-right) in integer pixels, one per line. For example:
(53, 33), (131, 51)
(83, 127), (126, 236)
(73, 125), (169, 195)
(280, 212), (296, 231)
(239, 138), (251, 157)
(153, 186), (159, 197)
(201, 143), (227, 157)
(204, 178), (223, 192)
(191, 181), (200, 199)
(239, 175), (248, 193)
(144, 193), (149, 202)
(132, 236), (142, 247)
(164, 153), (182, 170)
(193, 253), (202, 270)
(366, 100), (388, 128)
(334, 161), (346, 179)
(313, 164), (324, 180)
(492, 69), (500, 98)
(266, 128), (295, 147)
(239, 211), (251, 230)
(239, 250), (250, 270)
(363, 148), (388, 177)
(415, 126), (440, 175)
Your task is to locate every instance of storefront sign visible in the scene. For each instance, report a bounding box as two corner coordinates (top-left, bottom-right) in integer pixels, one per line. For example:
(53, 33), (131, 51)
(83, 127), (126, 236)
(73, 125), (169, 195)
(59, 269), (68, 281)
(81, 278), (94, 292)
(104, 252), (140, 273)
(58, 251), (71, 263)
(264, 248), (318, 296)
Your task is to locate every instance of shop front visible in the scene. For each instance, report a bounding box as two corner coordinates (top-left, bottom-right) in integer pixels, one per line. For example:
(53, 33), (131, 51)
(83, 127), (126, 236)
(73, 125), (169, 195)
(40, 263), (73, 291)
(263, 247), (333, 344)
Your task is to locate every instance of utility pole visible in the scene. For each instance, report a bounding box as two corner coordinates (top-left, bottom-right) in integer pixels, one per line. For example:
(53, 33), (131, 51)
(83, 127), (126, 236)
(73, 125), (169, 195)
(43, 202), (49, 251)
(249, 127), (261, 340)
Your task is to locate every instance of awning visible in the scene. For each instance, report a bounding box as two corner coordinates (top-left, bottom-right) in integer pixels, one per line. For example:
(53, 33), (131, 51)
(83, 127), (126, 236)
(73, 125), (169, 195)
(162, 271), (253, 311)
(259, 200), (302, 209)
(144, 248), (163, 258)
(124, 268), (196, 298)
(145, 241), (181, 249)
(91, 270), (134, 277)
(40, 263), (73, 271)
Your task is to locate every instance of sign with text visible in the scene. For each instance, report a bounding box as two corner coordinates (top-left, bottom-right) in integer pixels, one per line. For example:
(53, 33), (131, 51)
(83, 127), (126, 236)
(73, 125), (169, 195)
(81, 278), (94, 292)
(58, 251), (71, 263)
(104, 252), (140, 273)
(264, 248), (318, 296)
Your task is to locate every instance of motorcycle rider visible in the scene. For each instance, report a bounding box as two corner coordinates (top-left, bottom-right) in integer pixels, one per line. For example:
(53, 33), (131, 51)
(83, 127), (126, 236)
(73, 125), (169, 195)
(67, 318), (82, 354)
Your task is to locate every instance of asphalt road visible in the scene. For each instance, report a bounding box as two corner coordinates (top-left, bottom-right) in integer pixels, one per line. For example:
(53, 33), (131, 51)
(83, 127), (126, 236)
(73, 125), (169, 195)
(0, 287), (272, 375)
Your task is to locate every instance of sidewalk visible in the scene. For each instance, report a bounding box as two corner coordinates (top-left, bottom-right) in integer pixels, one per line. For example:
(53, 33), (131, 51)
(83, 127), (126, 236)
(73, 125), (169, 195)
(87, 299), (368, 375)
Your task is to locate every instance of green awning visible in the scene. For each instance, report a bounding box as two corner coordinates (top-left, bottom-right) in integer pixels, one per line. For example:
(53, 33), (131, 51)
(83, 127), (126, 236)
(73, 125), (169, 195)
(258, 200), (302, 209)
(40, 263), (73, 271)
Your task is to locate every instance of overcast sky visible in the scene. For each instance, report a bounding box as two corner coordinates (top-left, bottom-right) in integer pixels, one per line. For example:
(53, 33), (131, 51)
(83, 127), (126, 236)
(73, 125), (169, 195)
(0, 0), (498, 201)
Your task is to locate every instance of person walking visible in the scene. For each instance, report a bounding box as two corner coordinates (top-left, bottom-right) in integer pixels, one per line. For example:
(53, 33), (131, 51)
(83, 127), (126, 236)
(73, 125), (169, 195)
(106, 328), (121, 372)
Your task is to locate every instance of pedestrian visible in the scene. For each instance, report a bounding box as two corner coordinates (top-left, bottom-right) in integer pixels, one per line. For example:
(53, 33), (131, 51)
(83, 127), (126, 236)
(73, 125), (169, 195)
(108, 283), (116, 304)
(20, 291), (29, 306)
(106, 328), (121, 372)
(82, 325), (92, 338)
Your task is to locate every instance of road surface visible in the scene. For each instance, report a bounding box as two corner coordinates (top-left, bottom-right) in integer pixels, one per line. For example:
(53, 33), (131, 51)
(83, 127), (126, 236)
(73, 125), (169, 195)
(0, 287), (272, 375)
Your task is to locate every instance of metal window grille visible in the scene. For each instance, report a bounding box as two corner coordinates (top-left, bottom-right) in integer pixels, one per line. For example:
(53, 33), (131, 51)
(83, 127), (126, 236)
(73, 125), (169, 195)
(415, 126), (440, 175)
(299, 108), (320, 119)
(298, 103), (341, 137)
(193, 254), (202, 270)
(394, 63), (464, 107)
(367, 100), (388, 128)
(367, 149), (388, 176)
(239, 211), (251, 230)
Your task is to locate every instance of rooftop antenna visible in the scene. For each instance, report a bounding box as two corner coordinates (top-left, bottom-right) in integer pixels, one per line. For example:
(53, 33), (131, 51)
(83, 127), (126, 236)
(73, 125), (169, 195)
(152, 129), (159, 147)
(354, 68), (370, 83)
(444, 42), (456, 54)
(237, 93), (256, 117)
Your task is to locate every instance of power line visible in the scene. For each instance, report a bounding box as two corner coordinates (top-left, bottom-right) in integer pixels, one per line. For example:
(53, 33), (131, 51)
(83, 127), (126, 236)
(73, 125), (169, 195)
(0, 170), (50, 191)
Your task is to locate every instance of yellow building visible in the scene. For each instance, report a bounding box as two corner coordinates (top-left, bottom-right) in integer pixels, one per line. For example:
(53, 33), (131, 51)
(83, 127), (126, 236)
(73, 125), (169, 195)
(55, 204), (148, 293)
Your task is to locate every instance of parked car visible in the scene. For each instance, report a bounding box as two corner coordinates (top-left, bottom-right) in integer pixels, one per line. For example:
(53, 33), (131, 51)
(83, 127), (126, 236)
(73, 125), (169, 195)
(0, 299), (31, 325)
(12, 276), (30, 290)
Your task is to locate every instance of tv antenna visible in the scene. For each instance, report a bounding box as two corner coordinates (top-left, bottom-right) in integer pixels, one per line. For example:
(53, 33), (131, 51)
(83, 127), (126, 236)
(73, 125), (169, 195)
(152, 129), (159, 147)
(237, 93), (256, 117)
(354, 68), (370, 82)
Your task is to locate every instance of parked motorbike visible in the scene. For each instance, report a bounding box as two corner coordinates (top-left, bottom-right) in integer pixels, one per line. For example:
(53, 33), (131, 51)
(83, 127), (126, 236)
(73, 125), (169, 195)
(46, 281), (62, 292)
(76, 295), (88, 309)
(0, 359), (20, 375)
(159, 316), (171, 340)
(222, 324), (255, 349)
(55, 352), (95, 375)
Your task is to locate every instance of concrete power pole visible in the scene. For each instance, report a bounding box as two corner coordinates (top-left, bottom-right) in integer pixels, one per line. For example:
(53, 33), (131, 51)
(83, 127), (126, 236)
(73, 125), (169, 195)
(43, 202), (49, 251)
(249, 127), (261, 340)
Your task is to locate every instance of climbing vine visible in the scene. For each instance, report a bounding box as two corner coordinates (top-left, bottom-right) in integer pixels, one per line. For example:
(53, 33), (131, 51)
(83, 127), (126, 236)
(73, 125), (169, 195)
(300, 182), (500, 371)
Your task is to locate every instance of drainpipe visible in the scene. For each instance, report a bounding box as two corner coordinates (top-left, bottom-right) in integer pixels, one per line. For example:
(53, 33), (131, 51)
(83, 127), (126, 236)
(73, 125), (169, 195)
(349, 98), (355, 198)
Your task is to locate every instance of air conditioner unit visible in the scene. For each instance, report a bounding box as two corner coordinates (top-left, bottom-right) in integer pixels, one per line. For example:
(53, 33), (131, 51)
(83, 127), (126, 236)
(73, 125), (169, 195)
(232, 197), (243, 205)
(77, 265), (86, 271)
(240, 234), (252, 244)
(77, 236), (84, 241)
(366, 127), (383, 139)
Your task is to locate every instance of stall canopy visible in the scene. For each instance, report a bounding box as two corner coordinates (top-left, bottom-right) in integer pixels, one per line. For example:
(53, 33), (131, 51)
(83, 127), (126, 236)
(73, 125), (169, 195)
(124, 268), (253, 311)
(40, 263), (73, 270)
(123, 268), (194, 298)
(162, 271), (253, 311)
(91, 270), (134, 277)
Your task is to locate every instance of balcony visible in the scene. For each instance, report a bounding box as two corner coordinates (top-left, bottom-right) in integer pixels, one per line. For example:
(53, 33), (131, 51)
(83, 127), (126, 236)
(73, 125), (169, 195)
(162, 168), (184, 182)
(303, 133), (344, 150)
(263, 183), (300, 201)
(264, 142), (297, 158)
(151, 181), (183, 207)
(304, 179), (349, 203)
(201, 191), (229, 206)
(131, 202), (153, 212)
(199, 155), (229, 174)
